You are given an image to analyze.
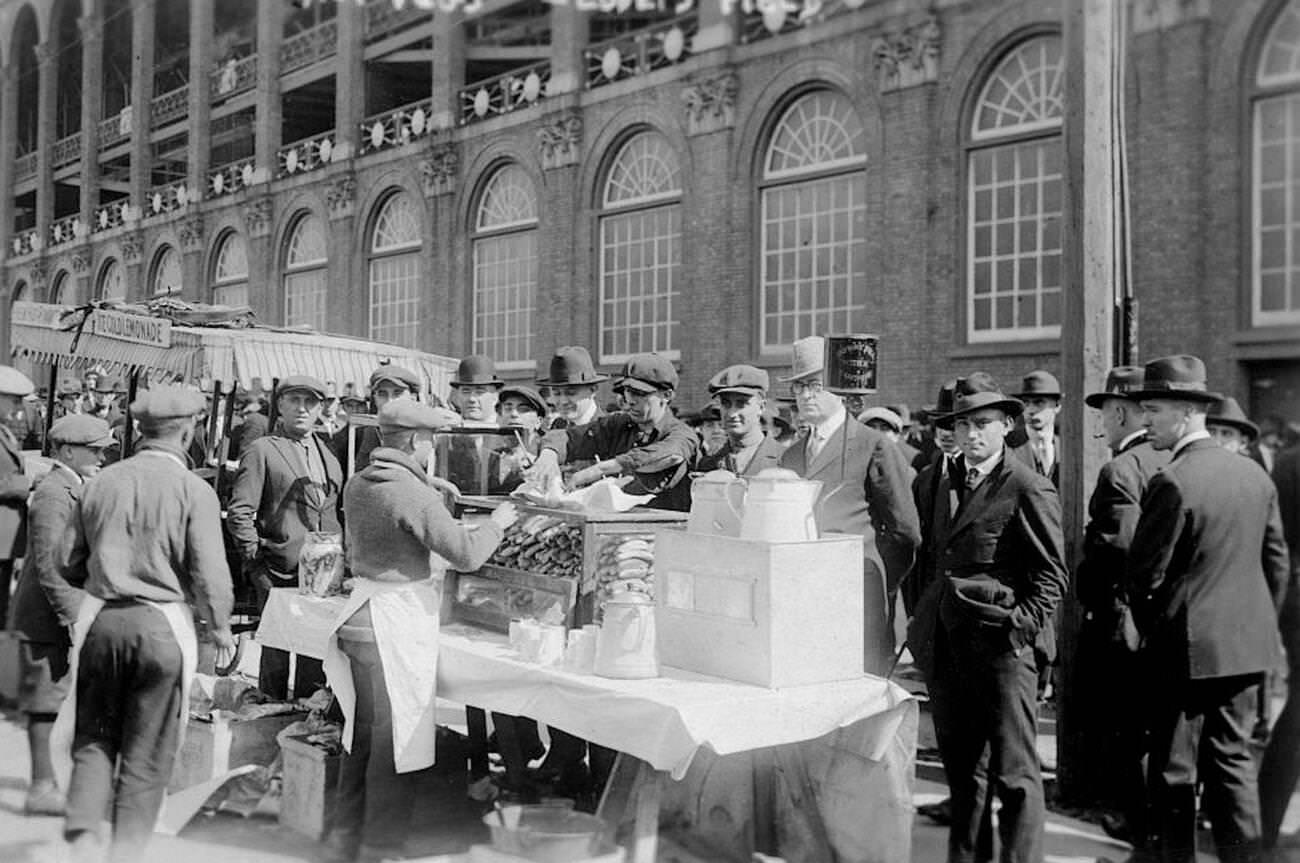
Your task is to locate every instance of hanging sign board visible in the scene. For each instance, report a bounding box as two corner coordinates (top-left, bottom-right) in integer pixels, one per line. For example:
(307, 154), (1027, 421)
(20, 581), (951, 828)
(88, 310), (172, 348)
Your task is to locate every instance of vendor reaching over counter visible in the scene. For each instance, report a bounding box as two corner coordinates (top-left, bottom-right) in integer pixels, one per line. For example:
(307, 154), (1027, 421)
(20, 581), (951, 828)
(528, 352), (699, 512)
(322, 399), (517, 863)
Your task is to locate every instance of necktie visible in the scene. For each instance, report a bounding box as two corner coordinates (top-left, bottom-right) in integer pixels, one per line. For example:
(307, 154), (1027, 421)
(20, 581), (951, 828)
(966, 467), (981, 490)
(807, 431), (823, 462)
(1034, 436), (1053, 473)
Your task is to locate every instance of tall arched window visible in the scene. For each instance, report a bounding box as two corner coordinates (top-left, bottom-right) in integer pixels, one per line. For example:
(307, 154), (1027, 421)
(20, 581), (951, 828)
(97, 258), (125, 302)
(759, 90), (868, 353)
(12, 281), (29, 305)
(472, 164), (537, 367)
(150, 245), (182, 297)
(368, 191), (421, 349)
(50, 271), (71, 305)
(211, 231), (249, 308)
(1253, 0), (1300, 326)
(283, 212), (328, 329)
(966, 34), (1064, 342)
(599, 131), (682, 361)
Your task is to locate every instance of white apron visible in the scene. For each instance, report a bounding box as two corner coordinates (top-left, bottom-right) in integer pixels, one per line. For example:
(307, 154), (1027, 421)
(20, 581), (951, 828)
(323, 575), (442, 774)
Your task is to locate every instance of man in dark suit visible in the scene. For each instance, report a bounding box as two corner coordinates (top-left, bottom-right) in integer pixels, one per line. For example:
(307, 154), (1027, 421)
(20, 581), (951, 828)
(0, 366), (35, 627)
(1006, 370), (1062, 488)
(905, 377), (1067, 863)
(1076, 366), (1170, 847)
(1126, 355), (1291, 863)
(537, 346), (607, 431)
(695, 364), (786, 477)
(777, 336), (920, 675)
(228, 375), (343, 700)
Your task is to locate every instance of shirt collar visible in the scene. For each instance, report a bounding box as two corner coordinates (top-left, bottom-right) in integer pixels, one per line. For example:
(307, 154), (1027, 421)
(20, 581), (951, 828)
(810, 405), (846, 442)
(575, 401), (599, 426)
(136, 441), (188, 468)
(1117, 429), (1147, 453)
(965, 446), (1004, 480)
(1172, 429), (1212, 458)
(52, 460), (84, 485)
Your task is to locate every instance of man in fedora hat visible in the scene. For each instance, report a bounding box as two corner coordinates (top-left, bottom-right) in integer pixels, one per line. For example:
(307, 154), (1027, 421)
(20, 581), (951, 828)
(1007, 370), (1062, 488)
(905, 373), (1066, 862)
(1126, 355), (1290, 863)
(1075, 366), (1170, 847)
(228, 375), (343, 700)
(450, 355), (504, 428)
(1205, 397), (1260, 458)
(536, 346), (607, 431)
(696, 365), (786, 477)
(778, 336), (920, 674)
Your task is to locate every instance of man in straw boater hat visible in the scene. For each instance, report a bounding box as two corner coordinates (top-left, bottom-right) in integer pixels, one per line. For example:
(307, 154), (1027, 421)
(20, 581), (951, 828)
(536, 345), (607, 430)
(904, 373), (1067, 863)
(777, 336), (920, 675)
(1125, 355), (1290, 863)
(1075, 366), (1170, 849)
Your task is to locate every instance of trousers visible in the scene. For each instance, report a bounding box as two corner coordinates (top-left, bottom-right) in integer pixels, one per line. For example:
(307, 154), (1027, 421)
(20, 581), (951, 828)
(253, 565), (325, 699)
(64, 603), (184, 862)
(1260, 671), (1300, 847)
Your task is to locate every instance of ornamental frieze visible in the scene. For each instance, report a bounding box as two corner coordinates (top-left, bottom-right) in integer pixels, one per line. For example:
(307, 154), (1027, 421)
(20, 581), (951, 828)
(682, 72), (739, 136)
(420, 144), (459, 197)
(179, 214), (205, 252)
(120, 231), (144, 265)
(872, 14), (942, 93)
(244, 196), (273, 239)
(327, 173), (357, 220)
(537, 113), (583, 171)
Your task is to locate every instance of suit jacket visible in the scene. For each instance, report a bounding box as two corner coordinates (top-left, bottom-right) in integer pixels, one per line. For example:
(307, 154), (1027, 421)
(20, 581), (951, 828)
(231, 412), (269, 460)
(1007, 426), (1061, 488)
(0, 426), (29, 560)
(1274, 444), (1300, 665)
(9, 464), (84, 642)
(778, 416), (921, 574)
(907, 449), (1068, 676)
(1127, 437), (1291, 680)
(696, 435), (786, 477)
(227, 431), (344, 575)
(905, 450), (958, 613)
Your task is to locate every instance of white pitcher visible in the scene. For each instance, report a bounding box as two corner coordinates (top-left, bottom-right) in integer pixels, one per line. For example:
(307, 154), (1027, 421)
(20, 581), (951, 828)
(594, 592), (659, 679)
(687, 470), (747, 536)
(739, 468), (822, 542)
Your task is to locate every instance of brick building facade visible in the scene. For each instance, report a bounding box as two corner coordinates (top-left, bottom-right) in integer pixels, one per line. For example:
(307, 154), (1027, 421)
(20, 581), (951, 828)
(0, 0), (1297, 420)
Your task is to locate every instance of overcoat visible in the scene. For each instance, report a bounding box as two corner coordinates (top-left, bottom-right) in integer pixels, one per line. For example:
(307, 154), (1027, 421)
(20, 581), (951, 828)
(0, 426), (28, 560)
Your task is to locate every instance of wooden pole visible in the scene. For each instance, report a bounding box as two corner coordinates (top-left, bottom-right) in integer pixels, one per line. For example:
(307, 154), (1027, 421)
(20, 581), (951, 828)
(1057, 0), (1124, 803)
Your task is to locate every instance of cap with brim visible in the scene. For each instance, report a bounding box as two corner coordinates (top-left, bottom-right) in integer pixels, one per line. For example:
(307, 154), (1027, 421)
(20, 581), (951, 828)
(936, 392), (1024, 430)
(708, 364), (769, 397)
(613, 353), (678, 393)
(1085, 366), (1145, 409)
(131, 386), (206, 422)
(614, 377), (660, 395)
(0, 366), (36, 398)
(369, 364), (421, 391)
(1129, 355), (1223, 404)
(498, 385), (547, 417)
(49, 415), (115, 448)
(859, 406), (904, 434)
(1206, 396), (1259, 441)
(276, 375), (328, 400)
(378, 400), (459, 433)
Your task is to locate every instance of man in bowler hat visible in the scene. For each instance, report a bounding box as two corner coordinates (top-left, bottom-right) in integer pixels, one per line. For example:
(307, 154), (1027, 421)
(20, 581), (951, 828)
(1126, 355), (1290, 863)
(450, 355), (504, 427)
(537, 346), (607, 430)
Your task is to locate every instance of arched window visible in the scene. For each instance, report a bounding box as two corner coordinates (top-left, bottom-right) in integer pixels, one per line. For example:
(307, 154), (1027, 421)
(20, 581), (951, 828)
(211, 231), (249, 308)
(50, 271), (71, 305)
(368, 191), (421, 349)
(150, 245), (182, 297)
(965, 34), (1064, 342)
(759, 90), (868, 353)
(12, 281), (28, 304)
(97, 258), (125, 303)
(1253, 0), (1300, 326)
(472, 164), (537, 367)
(599, 131), (682, 361)
(283, 212), (328, 329)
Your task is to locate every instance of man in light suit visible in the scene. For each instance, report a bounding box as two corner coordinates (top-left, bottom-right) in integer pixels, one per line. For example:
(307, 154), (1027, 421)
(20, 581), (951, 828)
(228, 375), (344, 700)
(777, 336), (920, 674)
(1126, 355), (1291, 863)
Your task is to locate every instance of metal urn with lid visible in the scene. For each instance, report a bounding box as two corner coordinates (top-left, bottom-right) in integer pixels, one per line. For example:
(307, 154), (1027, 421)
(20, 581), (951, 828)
(687, 469), (747, 536)
(739, 468), (822, 542)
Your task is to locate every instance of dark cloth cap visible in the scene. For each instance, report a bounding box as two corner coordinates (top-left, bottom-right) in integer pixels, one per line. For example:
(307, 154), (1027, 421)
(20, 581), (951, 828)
(378, 400), (458, 433)
(708, 364), (770, 396)
(275, 375), (328, 400)
(1130, 355), (1223, 403)
(0, 366), (36, 398)
(1207, 396), (1259, 441)
(451, 355), (504, 388)
(1015, 370), (1061, 399)
(1085, 366), (1145, 409)
(131, 386), (206, 421)
(49, 415), (115, 447)
(537, 346), (608, 386)
(499, 385), (547, 417)
(369, 364), (421, 391)
(614, 353), (678, 394)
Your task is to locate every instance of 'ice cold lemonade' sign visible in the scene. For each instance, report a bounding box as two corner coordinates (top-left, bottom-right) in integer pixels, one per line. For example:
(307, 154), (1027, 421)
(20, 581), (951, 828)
(307, 0), (841, 21)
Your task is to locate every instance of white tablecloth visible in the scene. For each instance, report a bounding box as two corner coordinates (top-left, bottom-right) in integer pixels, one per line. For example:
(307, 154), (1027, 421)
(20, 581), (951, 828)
(255, 589), (916, 779)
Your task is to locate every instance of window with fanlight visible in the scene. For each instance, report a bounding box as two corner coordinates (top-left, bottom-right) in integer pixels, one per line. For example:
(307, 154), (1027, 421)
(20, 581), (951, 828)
(472, 164), (538, 368)
(1252, 0), (1300, 326)
(49, 271), (71, 305)
(97, 258), (125, 303)
(150, 246), (182, 298)
(211, 231), (249, 309)
(965, 34), (1064, 342)
(598, 130), (682, 363)
(368, 191), (422, 349)
(283, 212), (328, 330)
(759, 90), (868, 354)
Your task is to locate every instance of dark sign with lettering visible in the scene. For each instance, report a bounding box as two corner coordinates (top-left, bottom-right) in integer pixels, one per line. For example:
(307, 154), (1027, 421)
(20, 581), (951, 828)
(824, 334), (878, 394)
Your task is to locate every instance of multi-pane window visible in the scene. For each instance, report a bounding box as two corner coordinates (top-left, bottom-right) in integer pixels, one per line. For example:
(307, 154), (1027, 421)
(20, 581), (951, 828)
(966, 35), (1064, 342)
(50, 271), (70, 305)
(599, 131), (682, 362)
(473, 164), (537, 368)
(283, 212), (328, 330)
(151, 245), (182, 297)
(212, 231), (249, 308)
(759, 91), (868, 353)
(1253, 0), (1300, 326)
(97, 258), (125, 303)
(368, 192), (422, 349)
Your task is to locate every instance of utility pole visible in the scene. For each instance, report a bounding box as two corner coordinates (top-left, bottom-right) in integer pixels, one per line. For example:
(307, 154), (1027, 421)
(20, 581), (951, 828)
(1057, 0), (1127, 803)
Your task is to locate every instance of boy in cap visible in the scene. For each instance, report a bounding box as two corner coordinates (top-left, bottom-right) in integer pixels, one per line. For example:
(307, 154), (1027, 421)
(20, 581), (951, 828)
(0, 365), (35, 626)
(228, 375), (343, 700)
(696, 365), (785, 476)
(8, 415), (114, 817)
(334, 364), (423, 472)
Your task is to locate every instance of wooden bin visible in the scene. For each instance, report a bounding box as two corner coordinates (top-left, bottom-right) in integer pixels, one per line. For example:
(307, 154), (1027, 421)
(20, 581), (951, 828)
(279, 735), (341, 841)
(654, 530), (865, 688)
(169, 710), (303, 793)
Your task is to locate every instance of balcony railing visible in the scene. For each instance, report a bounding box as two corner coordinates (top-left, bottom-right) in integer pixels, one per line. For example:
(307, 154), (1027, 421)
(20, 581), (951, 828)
(93, 200), (131, 234)
(460, 61), (552, 126)
(14, 152), (36, 182)
(53, 133), (82, 168)
(151, 84), (189, 129)
(281, 19), (338, 75)
(211, 54), (257, 102)
(11, 228), (38, 257)
(207, 157), (256, 199)
(145, 182), (190, 218)
(740, 0), (854, 44)
(49, 214), (83, 247)
(278, 130), (336, 178)
(364, 1), (427, 41)
(585, 13), (699, 89)
(360, 99), (434, 155)
(98, 108), (132, 149)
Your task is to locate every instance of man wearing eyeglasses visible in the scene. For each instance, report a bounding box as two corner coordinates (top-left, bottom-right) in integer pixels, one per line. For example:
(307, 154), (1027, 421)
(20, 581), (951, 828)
(778, 336), (920, 675)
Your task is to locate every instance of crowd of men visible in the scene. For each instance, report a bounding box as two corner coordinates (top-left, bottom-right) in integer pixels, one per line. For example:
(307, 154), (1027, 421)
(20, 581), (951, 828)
(0, 335), (1297, 863)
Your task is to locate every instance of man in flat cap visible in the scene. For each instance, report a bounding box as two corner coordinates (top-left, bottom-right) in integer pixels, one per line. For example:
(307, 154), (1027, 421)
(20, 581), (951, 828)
(8, 415), (114, 817)
(60, 386), (234, 863)
(323, 401), (515, 863)
(1126, 355), (1290, 863)
(228, 375), (343, 700)
(333, 364), (423, 473)
(537, 346), (607, 430)
(491, 385), (548, 494)
(1007, 370), (1063, 488)
(0, 365), (35, 626)
(450, 355), (503, 428)
(696, 365), (785, 477)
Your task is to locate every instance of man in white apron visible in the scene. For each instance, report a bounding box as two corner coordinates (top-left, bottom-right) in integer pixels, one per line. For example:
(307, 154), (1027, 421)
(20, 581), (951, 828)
(322, 399), (516, 863)
(58, 386), (235, 863)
